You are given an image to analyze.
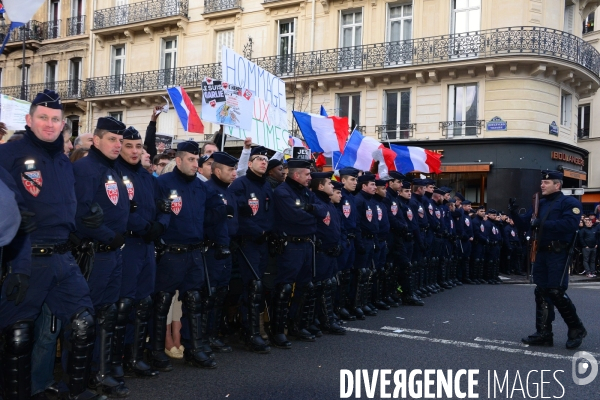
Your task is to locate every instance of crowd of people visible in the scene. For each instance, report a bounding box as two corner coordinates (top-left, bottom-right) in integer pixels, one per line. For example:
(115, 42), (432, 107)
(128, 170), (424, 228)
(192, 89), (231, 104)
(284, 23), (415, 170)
(0, 89), (588, 400)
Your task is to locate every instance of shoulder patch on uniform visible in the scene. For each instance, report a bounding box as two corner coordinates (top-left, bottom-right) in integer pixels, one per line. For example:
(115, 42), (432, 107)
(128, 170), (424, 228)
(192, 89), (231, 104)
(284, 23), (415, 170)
(573, 207), (580, 214)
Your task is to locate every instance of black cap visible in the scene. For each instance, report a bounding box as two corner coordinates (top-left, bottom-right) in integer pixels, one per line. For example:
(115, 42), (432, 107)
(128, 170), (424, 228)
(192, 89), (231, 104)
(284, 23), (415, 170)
(412, 178), (427, 186)
(401, 181), (412, 189)
(339, 167), (360, 178)
(447, 198), (456, 204)
(210, 151), (238, 167)
(176, 140), (200, 155)
(477, 205), (486, 210)
(389, 171), (406, 181)
(357, 174), (376, 183)
(199, 154), (210, 166)
(32, 89), (62, 110)
(267, 159), (282, 172)
(122, 126), (141, 140)
(96, 116), (127, 134)
(433, 188), (445, 195)
(440, 186), (453, 193)
(250, 146), (268, 157)
(287, 158), (311, 169)
(455, 193), (466, 201)
(332, 181), (344, 190)
(310, 171), (333, 179)
(375, 179), (389, 186)
(424, 178), (435, 186)
(541, 170), (563, 180)
(488, 209), (498, 215)
(462, 200), (472, 205)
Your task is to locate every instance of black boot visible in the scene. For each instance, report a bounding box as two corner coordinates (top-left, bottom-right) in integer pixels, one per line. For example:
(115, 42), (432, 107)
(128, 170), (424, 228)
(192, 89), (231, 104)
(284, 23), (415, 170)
(306, 281), (323, 337)
(269, 283), (292, 349)
(64, 310), (101, 399)
(401, 263), (424, 306)
(320, 279), (346, 335)
(451, 257), (462, 286)
(209, 287), (233, 353)
(522, 288), (553, 346)
(149, 291), (173, 372)
(462, 257), (474, 284)
(373, 270), (390, 310)
(337, 269), (356, 321)
(124, 296), (158, 378)
(546, 288), (587, 349)
(440, 259), (452, 289)
(361, 268), (378, 316)
(384, 264), (400, 307)
(88, 303), (130, 397)
(351, 269), (366, 319)
(182, 290), (217, 369)
(111, 298), (133, 384)
(200, 288), (216, 359)
(245, 280), (270, 353)
(2, 320), (33, 399)
(288, 282), (317, 341)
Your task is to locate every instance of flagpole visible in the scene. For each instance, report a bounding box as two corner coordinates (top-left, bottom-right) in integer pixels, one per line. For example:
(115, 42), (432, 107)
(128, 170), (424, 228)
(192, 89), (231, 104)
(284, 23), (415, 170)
(333, 125), (356, 170)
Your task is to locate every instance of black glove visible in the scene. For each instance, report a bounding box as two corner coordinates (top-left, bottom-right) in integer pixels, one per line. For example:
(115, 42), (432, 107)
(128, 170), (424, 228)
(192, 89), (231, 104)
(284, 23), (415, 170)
(300, 203), (315, 212)
(142, 221), (165, 243)
(81, 203), (104, 229)
(108, 233), (125, 250)
(239, 204), (253, 217)
(156, 199), (172, 214)
(531, 218), (540, 229)
(226, 205), (234, 218)
(18, 210), (36, 235)
(4, 273), (29, 305)
(130, 200), (138, 213)
(508, 198), (519, 212)
(214, 245), (231, 260)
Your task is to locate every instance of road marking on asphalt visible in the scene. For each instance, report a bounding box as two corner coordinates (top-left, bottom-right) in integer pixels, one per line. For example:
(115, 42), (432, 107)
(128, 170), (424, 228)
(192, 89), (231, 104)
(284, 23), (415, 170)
(572, 285), (600, 290)
(380, 326), (430, 335)
(474, 337), (529, 347)
(346, 327), (598, 364)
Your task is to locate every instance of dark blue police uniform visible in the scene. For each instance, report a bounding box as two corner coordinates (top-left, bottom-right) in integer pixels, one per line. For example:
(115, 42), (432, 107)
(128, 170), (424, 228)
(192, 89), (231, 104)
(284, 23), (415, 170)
(471, 208), (489, 284)
(459, 201), (474, 284)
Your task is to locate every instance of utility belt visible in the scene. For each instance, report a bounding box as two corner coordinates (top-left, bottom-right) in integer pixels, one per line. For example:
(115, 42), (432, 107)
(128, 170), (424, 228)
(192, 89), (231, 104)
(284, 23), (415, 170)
(404, 232), (414, 241)
(347, 233), (357, 240)
(420, 227), (428, 233)
(31, 242), (73, 256)
(126, 231), (142, 238)
(489, 241), (499, 246)
(163, 242), (205, 254)
(538, 241), (570, 253)
(317, 244), (342, 257)
(288, 236), (312, 243)
(362, 233), (375, 240)
(377, 234), (388, 241)
(237, 234), (268, 245)
(95, 243), (120, 253)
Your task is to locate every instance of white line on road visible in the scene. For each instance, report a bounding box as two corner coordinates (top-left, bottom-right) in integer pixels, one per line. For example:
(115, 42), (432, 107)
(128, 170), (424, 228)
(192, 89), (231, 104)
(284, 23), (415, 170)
(380, 326), (430, 335)
(346, 327), (598, 364)
(474, 337), (530, 347)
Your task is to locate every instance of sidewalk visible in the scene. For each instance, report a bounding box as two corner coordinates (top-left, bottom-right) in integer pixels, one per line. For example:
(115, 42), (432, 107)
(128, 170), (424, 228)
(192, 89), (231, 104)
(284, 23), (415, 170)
(500, 273), (600, 284)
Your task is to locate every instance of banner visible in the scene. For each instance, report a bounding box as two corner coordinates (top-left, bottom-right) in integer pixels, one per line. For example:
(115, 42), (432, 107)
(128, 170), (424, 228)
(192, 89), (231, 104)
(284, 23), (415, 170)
(0, 94), (30, 131)
(155, 133), (174, 154)
(293, 147), (311, 160)
(221, 47), (288, 152)
(201, 77), (254, 131)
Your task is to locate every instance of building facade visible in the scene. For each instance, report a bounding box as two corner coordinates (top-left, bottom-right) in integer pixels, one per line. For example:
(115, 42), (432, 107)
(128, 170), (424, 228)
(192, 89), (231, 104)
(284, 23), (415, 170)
(1, 0), (598, 210)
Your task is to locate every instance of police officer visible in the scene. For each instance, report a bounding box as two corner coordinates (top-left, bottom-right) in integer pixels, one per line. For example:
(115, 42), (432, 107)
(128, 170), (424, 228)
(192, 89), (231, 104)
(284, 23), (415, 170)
(511, 170), (586, 349)
(272, 159), (328, 346)
(459, 200), (475, 284)
(471, 206), (489, 284)
(204, 152), (239, 354)
(335, 168), (360, 321)
(114, 126), (168, 381)
(506, 218), (525, 275)
(310, 172), (345, 335)
(227, 146), (272, 353)
(151, 140), (228, 370)
(73, 116), (130, 397)
(432, 188), (452, 290)
(410, 179), (432, 296)
(0, 90), (101, 400)
(486, 209), (502, 284)
(371, 179), (393, 311)
(266, 159), (285, 189)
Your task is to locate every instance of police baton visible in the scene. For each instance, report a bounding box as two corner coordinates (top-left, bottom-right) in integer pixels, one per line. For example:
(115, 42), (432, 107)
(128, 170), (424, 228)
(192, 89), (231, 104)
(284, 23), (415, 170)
(560, 230), (579, 285)
(199, 245), (213, 297)
(235, 243), (260, 281)
(309, 237), (316, 279)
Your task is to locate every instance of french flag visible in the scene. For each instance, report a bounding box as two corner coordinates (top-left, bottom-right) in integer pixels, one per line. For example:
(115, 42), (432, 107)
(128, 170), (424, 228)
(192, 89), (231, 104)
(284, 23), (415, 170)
(335, 130), (390, 171)
(391, 144), (442, 174)
(166, 86), (204, 134)
(292, 111), (349, 157)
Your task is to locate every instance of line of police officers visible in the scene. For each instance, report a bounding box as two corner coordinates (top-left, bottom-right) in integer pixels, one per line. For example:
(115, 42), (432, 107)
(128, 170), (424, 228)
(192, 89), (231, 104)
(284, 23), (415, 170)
(0, 90), (525, 400)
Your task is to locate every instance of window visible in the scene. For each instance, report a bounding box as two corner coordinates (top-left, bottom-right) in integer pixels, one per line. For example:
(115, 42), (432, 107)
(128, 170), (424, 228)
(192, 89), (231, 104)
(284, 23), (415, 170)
(583, 12), (594, 34)
(45, 62), (58, 89)
(277, 19), (295, 75)
(448, 84), (478, 137)
(340, 10), (362, 48)
(564, 4), (574, 34)
(578, 104), (590, 138)
(388, 4), (412, 42)
(70, 0), (85, 35)
(452, 0), (481, 34)
(69, 58), (82, 97)
(383, 90), (411, 139)
(48, 0), (60, 38)
(560, 92), (572, 127)
(160, 37), (177, 86)
(108, 111), (123, 121)
(337, 93), (361, 128)
(216, 30), (234, 62)
(67, 115), (80, 137)
(111, 45), (126, 93)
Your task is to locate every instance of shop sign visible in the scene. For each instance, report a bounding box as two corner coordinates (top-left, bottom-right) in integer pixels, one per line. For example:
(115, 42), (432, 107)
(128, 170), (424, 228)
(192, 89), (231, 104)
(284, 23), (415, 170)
(551, 151), (585, 166)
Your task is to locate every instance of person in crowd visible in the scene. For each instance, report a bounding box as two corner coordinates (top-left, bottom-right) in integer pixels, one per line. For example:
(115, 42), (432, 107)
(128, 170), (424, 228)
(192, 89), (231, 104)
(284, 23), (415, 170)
(74, 132), (94, 151)
(579, 216), (598, 278)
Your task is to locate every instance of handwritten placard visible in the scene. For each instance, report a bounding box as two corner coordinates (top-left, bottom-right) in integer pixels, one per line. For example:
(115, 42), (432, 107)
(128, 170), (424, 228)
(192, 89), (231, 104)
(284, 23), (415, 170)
(0, 95), (30, 131)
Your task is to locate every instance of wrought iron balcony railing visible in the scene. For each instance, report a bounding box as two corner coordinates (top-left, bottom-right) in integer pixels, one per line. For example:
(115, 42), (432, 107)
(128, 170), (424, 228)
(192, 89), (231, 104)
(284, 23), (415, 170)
(252, 26), (600, 79)
(43, 20), (61, 39)
(376, 124), (416, 140)
(94, 0), (189, 30)
(85, 65), (220, 97)
(0, 80), (85, 102)
(439, 120), (485, 138)
(0, 21), (45, 43)
(67, 15), (86, 36)
(204, 0), (241, 14)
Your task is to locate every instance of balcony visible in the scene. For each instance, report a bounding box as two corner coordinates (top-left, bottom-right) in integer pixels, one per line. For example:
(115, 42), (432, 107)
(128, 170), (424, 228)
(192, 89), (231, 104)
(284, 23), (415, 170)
(43, 20), (61, 39)
(0, 80), (85, 103)
(93, 0), (189, 30)
(67, 16), (86, 36)
(439, 120), (485, 138)
(0, 21), (45, 48)
(203, 0), (241, 14)
(376, 124), (416, 141)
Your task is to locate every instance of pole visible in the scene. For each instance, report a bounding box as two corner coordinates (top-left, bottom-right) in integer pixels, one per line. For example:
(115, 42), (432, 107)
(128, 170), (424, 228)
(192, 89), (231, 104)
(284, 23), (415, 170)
(21, 25), (26, 100)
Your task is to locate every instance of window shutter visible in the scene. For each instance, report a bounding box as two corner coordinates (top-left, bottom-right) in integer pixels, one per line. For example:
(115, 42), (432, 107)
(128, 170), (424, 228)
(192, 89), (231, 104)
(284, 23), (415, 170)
(565, 5), (574, 33)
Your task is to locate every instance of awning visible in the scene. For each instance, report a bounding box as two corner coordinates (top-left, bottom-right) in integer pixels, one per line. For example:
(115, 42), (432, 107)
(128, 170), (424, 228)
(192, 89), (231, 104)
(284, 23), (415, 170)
(439, 162), (492, 173)
(558, 166), (587, 181)
(582, 193), (600, 203)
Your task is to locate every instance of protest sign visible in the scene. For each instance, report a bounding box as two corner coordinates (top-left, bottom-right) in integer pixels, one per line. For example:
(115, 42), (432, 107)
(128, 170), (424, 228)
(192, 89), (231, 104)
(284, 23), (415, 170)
(201, 77), (254, 131)
(0, 94), (30, 131)
(155, 133), (173, 154)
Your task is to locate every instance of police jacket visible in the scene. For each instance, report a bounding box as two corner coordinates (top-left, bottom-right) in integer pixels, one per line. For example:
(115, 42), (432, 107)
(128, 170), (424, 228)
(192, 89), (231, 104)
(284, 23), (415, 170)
(115, 157), (167, 235)
(0, 163), (29, 275)
(503, 224), (520, 250)
(205, 175), (238, 238)
(423, 193), (441, 233)
(578, 226), (598, 248)
(74, 145), (129, 243)
(489, 221), (503, 244)
(384, 188), (408, 235)
(156, 167), (227, 245)
(313, 190), (341, 247)
(472, 215), (489, 244)
(339, 187), (359, 236)
(272, 177), (328, 237)
(461, 213), (474, 241)
(228, 169), (273, 237)
(373, 194), (391, 236)
(398, 195), (421, 245)
(354, 191), (379, 236)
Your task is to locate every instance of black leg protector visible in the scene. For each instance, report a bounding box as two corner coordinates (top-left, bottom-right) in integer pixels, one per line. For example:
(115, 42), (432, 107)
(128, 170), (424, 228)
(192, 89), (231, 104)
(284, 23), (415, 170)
(125, 296), (158, 378)
(522, 287), (553, 346)
(182, 290), (216, 369)
(320, 279), (346, 335)
(384, 263), (400, 307)
(210, 287), (233, 353)
(65, 309), (97, 398)
(351, 269), (365, 319)
(373, 269), (390, 310)
(337, 270), (356, 321)
(1, 320), (33, 400)
(360, 268), (377, 315)
(245, 280), (270, 353)
(200, 288), (216, 358)
(546, 288), (587, 349)
(270, 283), (292, 349)
(111, 297), (134, 382)
(289, 282), (316, 342)
(462, 257), (474, 284)
(149, 291), (173, 372)
(306, 281), (323, 338)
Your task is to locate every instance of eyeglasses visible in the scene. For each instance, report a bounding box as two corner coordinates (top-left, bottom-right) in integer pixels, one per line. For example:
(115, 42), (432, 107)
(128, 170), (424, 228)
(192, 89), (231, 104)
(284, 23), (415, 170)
(251, 156), (268, 163)
(158, 162), (168, 167)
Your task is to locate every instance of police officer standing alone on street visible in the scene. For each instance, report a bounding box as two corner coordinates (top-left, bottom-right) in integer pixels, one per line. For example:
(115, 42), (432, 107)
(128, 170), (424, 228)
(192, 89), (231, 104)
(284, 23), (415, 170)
(510, 170), (587, 349)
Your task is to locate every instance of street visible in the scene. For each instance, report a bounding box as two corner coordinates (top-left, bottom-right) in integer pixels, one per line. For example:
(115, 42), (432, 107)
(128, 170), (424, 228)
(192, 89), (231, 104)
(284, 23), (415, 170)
(124, 281), (600, 399)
